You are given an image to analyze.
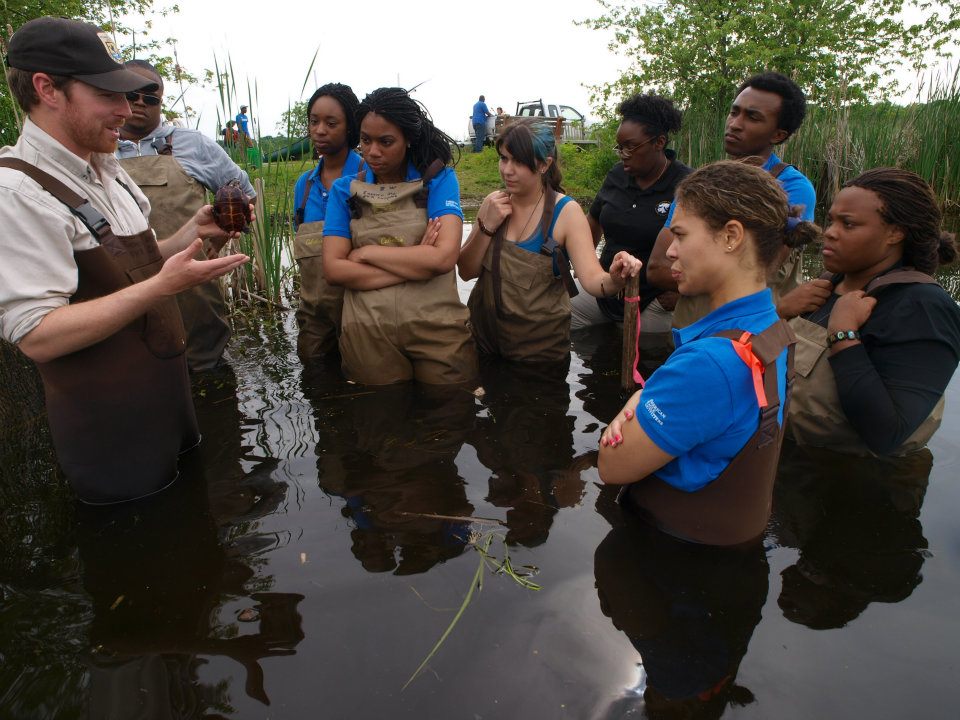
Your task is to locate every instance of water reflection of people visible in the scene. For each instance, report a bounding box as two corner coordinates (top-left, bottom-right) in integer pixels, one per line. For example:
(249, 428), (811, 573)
(315, 382), (478, 575)
(78, 367), (304, 715)
(779, 168), (960, 456)
(600, 162), (817, 546)
(773, 443), (931, 629)
(471, 359), (588, 546)
(594, 513), (768, 718)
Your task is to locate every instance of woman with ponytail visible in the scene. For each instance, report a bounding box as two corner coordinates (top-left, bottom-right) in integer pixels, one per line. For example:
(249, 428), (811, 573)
(779, 167), (960, 456)
(322, 87), (477, 386)
(599, 161), (817, 546)
(458, 120), (641, 363)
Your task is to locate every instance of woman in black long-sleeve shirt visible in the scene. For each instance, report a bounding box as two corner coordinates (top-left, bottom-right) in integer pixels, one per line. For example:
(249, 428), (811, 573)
(779, 168), (960, 456)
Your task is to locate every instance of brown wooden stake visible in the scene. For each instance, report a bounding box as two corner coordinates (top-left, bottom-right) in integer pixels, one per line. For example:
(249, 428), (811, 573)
(621, 275), (641, 394)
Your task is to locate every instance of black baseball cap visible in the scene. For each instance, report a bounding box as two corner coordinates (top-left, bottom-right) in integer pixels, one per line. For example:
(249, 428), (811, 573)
(6, 17), (159, 93)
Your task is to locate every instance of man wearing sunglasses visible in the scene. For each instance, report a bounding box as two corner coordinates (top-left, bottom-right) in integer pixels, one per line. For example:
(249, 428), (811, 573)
(0, 17), (249, 504)
(117, 59), (255, 372)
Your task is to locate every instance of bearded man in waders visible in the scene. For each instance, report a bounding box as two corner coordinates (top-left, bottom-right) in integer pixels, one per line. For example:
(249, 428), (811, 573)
(0, 17), (249, 504)
(646, 72), (817, 329)
(117, 59), (256, 372)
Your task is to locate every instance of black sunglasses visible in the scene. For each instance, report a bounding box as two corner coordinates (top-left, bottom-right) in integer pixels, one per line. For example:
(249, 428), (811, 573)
(126, 91), (161, 106)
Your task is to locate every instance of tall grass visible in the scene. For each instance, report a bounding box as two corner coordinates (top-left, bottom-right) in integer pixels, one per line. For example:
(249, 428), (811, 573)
(669, 69), (960, 218)
(212, 54), (306, 308)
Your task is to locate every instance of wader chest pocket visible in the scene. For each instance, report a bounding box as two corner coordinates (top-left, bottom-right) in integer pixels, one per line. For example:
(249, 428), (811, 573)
(132, 168), (169, 188)
(293, 222), (325, 260)
(127, 262), (187, 359)
(791, 325), (827, 378)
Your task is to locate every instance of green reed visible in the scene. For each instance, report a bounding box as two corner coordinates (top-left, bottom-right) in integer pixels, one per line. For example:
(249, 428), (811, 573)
(670, 70), (960, 219)
(403, 528), (541, 691)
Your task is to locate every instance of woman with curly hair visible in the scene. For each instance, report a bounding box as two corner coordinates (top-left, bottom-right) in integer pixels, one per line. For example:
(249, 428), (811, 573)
(570, 93), (692, 338)
(322, 87), (477, 386)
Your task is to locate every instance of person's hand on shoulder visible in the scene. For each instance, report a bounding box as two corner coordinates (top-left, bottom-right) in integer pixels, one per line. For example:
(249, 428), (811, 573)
(777, 278), (834, 319)
(828, 290), (877, 333)
(477, 190), (512, 234)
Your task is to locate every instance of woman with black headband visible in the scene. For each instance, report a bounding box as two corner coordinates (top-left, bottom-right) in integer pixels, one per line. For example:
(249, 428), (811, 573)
(570, 94), (691, 342)
(292, 82), (363, 362)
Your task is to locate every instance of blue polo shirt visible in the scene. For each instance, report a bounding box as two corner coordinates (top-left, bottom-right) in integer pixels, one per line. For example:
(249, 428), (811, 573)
(635, 288), (787, 492)
(323, 162), (463, 239)
(293, 150), (363, 228)
(472, 101), (490, 125)
(665, 152), (816, 226)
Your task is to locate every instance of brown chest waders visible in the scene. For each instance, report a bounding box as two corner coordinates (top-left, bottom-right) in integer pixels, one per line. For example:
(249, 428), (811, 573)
(622, 319), (796, 546)
(120, 140), (231, 372)
(0, 158), (199, 504)
(340, 161), (477, 385)
(788, 268), (944, 456)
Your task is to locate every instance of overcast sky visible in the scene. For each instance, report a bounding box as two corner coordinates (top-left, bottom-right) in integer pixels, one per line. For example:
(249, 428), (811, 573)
(137, 0), (625, 142)
(134, 0), (955, 143)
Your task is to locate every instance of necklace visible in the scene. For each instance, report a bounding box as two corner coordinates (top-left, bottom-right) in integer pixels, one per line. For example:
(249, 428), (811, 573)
(511, 189), (544, 241)
(637, 155), (670, 189)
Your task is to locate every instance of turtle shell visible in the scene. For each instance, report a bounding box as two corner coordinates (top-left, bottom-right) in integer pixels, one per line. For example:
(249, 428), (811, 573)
(212, 179), (252, 233)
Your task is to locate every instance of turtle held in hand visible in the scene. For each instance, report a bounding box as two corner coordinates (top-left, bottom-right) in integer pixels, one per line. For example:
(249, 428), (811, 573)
(212, 179), (252, 233)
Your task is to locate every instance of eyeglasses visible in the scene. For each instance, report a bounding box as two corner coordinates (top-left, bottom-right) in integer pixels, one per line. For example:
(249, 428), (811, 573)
(125, 91), (162, 106)
(614, 136), (656, 158)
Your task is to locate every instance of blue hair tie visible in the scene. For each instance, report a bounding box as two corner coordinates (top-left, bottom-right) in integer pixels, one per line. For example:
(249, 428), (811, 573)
(785, 216), (801, 233)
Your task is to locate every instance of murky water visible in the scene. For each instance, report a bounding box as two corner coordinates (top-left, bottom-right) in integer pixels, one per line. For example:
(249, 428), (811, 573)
(2, 258), (959, 719)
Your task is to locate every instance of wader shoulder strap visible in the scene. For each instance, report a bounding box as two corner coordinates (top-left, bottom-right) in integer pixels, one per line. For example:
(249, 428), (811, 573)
(538, 188), (579, 297)
(422, 159), (445, 184)
(0, 157), (112, 240)
(769, 161), (791, 179)
(296, 175), (313, 226)
(865, 267), (938, 294)
(149, 133), (174, 156)
(490, 220), (507, 319)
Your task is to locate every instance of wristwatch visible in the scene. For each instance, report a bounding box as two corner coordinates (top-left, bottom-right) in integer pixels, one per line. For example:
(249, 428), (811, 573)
(827, 329), (861, 347)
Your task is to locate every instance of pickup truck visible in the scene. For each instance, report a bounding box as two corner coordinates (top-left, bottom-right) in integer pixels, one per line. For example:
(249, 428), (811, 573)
(467, 99), (595, 146)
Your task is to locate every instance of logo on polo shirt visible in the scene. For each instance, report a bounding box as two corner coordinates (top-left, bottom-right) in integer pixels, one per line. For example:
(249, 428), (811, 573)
(656, 201), (671, 216)
(644, 398), (666, 426)
(97, 32), (122, 62)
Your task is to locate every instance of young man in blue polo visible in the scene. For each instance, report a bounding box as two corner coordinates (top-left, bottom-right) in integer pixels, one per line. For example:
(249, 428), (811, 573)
(646, 72), (817, 327)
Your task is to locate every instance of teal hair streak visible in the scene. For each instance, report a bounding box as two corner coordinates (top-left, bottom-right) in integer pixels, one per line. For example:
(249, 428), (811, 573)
(529, 121), (556, 162)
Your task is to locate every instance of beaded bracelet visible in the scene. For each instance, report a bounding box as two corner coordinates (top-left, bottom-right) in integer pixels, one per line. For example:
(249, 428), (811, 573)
(477, 217), (495, 236)
(827, 329), (861, 347)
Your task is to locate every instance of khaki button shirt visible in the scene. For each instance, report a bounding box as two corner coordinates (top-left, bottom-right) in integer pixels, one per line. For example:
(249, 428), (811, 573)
(0, 118), (152, 344)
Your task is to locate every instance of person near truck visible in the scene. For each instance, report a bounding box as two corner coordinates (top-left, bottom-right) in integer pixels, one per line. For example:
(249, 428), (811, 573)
(0, 17), (248, 503)
(117, 59), (256, 372)
(471, 95), (492, 153)
(646, 72), (817, 329)
(570, 93), (692, 344)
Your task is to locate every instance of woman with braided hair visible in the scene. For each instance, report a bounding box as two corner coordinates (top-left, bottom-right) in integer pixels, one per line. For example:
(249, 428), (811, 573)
(458, 120), (641, 363)
(292, 82), (363, 362)
(323, 87), (477, 386)
(779, 167), (960, 456)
